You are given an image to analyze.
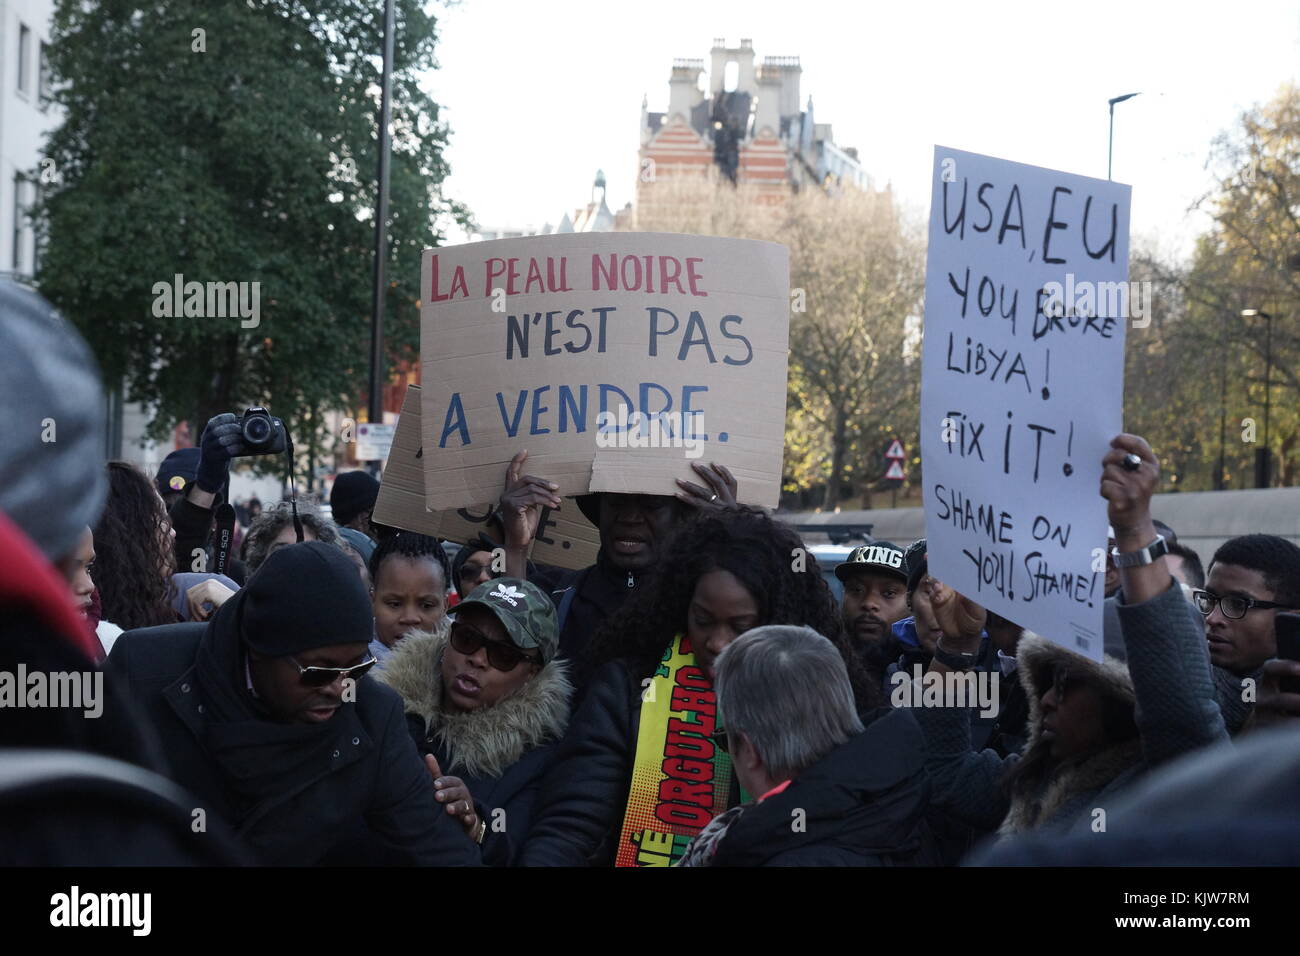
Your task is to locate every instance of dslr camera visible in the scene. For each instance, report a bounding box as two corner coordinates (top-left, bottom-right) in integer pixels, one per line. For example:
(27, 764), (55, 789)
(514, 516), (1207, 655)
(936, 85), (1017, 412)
(237, 406), (288, 456)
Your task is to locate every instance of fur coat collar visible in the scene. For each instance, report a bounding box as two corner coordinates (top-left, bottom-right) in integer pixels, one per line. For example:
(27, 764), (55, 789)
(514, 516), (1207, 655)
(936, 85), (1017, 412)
(375, 622), (572, 779)
(999, 632), (1141, 834)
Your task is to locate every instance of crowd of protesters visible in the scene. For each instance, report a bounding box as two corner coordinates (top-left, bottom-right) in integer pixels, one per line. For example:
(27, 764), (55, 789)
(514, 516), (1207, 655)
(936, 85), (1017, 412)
(4, 276), (1300, 867)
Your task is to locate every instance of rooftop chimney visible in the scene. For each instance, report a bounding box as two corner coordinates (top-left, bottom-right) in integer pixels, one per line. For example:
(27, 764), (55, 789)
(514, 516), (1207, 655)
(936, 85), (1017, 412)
(761, 55), (801, 119)
(668, 58), (705, 122)
(710, 39), (758, 95)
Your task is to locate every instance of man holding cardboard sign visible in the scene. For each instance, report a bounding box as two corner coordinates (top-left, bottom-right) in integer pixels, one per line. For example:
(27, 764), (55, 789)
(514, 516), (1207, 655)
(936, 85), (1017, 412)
(496, 449), (739, 689)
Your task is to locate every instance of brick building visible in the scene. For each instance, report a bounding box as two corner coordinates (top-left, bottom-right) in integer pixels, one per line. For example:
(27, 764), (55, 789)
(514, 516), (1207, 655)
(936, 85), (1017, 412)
(636, 38), (869, 224)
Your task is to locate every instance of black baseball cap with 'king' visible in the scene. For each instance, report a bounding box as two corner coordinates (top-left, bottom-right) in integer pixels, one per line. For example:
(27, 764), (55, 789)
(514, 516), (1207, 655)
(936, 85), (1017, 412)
(834, 542), (908, 583)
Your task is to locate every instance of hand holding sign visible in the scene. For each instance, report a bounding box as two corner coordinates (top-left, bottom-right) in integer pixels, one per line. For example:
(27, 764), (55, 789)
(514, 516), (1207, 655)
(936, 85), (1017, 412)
(929, 578), (987, 646)
(499, 450), (563, 551)
(674, 461), (739, 511)
(1099, 434), (1159, 546)
(1099, 433), (1168, 606)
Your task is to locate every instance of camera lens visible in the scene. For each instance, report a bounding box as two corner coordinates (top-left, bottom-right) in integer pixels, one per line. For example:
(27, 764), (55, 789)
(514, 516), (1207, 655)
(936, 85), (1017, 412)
(243, 415), (271, 446)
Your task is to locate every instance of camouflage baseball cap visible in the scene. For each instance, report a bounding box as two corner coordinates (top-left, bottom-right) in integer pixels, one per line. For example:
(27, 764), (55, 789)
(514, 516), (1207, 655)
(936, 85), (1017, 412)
(456, 577), (559, 664)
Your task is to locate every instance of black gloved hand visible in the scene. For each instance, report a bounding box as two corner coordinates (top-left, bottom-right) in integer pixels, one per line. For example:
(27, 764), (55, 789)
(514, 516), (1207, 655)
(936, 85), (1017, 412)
(195, 414), (247, 493)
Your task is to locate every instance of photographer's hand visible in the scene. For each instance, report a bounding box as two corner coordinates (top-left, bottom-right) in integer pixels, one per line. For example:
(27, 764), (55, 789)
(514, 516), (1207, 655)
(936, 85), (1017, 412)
(188, 414), (247, 508)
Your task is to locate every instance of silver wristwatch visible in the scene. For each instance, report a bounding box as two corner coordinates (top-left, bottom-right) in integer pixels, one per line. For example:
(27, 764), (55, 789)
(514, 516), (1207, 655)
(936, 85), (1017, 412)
(1110, 534), (1169, 569)
(933, 640), (979, 671)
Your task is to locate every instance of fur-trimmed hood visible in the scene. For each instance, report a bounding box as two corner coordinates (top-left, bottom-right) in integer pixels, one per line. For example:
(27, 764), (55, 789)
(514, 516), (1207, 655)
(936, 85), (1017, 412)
(374, 623), (573, 779)
(999, 632), (1141, 834)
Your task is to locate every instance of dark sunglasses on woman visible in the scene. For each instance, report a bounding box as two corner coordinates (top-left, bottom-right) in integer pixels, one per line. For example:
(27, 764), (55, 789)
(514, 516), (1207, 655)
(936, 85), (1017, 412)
(449, 622), (539, 672)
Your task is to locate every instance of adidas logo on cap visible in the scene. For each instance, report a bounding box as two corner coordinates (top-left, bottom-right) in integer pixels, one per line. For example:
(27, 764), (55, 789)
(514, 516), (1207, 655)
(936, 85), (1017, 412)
(490, 583), (526, 608)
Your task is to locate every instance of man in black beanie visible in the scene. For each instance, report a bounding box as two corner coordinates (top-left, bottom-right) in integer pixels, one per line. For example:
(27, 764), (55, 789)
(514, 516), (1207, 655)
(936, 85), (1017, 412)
(331, 470), (380, 564)
(108, 542), (477, 865)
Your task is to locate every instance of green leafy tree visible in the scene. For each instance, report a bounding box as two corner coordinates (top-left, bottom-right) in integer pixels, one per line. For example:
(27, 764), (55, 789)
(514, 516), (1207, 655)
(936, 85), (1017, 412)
(36, 0), (467, 463)
(1125, 83), (1300, 489)
(634, 176), (925, 508)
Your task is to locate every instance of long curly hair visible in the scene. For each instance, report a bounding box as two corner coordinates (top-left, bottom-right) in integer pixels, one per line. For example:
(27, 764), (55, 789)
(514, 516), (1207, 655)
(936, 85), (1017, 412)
(92, 461), (177, 630)
(588, 506), (879, 709)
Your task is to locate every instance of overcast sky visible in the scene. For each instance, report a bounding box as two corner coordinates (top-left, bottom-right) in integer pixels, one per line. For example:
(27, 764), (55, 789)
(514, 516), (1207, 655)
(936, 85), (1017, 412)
(426, 0), (1300, 257)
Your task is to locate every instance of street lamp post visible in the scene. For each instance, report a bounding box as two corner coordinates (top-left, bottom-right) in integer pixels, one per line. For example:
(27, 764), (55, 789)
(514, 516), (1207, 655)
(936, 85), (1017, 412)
(1242, 309), (1274, 487)
(1217, 340), (1227, 490)
(1108, 92), (1141, 181)
(368, 0), (396, 432)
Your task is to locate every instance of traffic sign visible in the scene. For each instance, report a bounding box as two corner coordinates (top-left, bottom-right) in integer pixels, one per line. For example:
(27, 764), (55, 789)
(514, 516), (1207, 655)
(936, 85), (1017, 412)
(356, 422), (397, 461)
(885, 439), (905, 460)
(884, 460), (906, 481)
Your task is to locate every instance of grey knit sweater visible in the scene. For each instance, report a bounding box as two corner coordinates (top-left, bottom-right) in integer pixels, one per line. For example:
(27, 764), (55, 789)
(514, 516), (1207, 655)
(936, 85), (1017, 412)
(1213, 663), (1261, 736)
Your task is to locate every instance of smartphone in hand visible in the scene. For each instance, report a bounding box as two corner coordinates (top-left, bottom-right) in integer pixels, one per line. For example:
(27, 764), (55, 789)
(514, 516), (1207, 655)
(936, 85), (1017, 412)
(1275, 613), (1300, 695)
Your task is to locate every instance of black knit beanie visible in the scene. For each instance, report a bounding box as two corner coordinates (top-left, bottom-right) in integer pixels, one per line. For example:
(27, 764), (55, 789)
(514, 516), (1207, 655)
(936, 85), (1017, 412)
(905, 538), (929, 602)
(241, 542), (373, 656)
(330, 470), (380, 527)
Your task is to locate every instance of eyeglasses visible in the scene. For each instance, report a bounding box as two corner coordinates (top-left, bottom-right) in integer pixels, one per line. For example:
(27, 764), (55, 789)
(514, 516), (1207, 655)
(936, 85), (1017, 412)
(288, 654), (378, 687)
(1192, 589), (1287, 621)
(709, 726), (731, 754)
(449, 622), (539, 672)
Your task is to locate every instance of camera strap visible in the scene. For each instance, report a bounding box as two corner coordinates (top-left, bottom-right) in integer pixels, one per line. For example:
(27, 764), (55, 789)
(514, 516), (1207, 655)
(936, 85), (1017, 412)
(284, 434), (305, 543)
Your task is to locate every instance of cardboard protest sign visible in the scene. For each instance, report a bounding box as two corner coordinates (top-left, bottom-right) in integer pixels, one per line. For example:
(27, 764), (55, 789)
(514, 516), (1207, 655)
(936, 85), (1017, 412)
(372, 385), (601, 570)
(418, 233), (790, 511)
(921, 147), (1132, 660)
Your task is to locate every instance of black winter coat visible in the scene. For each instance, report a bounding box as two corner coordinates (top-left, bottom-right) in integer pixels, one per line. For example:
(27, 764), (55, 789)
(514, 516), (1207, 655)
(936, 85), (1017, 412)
(108, 621), (477, 866)
(707, 708), (939, 866)
(521, 657), (701, 866)
(534, 551), (643, 693)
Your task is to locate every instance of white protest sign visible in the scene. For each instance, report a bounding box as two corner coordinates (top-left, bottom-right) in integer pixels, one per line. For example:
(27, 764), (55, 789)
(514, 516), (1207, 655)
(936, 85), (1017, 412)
(418, 232), (790, 512)
(355, 422), (396, 461)
(921, 146), (1132, 660)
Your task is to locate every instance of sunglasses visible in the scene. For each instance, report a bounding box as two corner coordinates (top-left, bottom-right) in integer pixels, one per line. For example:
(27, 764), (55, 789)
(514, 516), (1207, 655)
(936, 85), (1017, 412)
(1051, 666), (1087, 702)
(449, 622), (539, 672)
(288, 654), (378, 688)
(1192, 589), (1287, 621)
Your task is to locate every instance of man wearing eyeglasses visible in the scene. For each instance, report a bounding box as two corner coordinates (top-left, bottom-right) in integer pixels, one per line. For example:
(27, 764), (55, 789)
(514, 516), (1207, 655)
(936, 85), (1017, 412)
(108, 541), (478, 866)
(1196, 534), (1300, 734)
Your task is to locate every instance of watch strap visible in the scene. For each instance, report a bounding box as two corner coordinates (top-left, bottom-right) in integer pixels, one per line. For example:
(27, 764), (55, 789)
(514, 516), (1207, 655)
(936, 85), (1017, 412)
(1111, 534), (1169, 569)
(933, 640), (979, 671)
